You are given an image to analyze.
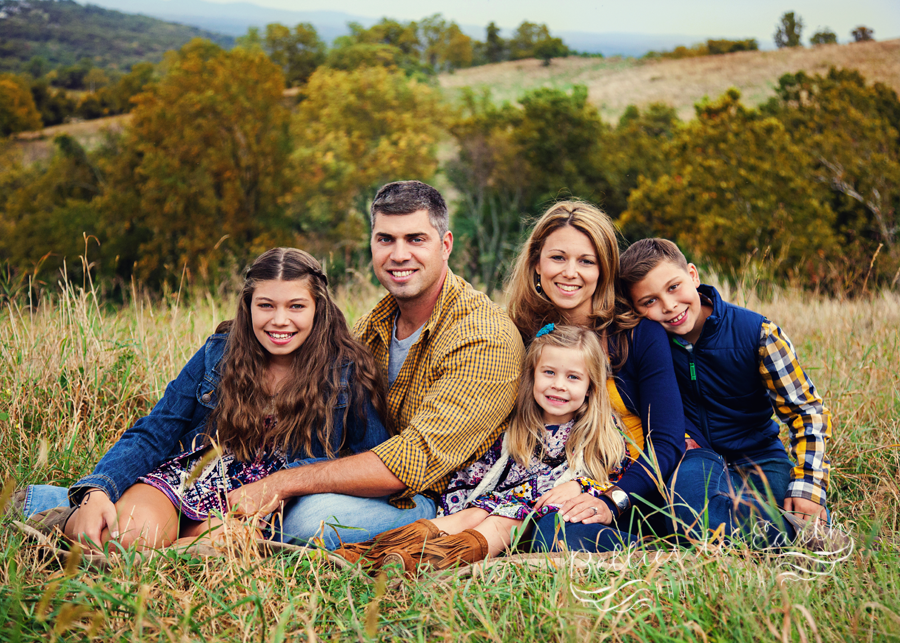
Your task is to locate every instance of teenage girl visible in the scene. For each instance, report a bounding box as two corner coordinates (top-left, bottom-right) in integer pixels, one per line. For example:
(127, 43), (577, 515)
(336, 324), (634, 572)
(62, 248), (389, 550)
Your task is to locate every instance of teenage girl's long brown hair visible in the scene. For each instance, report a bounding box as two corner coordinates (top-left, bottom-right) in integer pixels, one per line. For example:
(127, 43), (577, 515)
(506, 200), (639, 369)
(507, 325), (625, 483)
(209, 248), (388, 461)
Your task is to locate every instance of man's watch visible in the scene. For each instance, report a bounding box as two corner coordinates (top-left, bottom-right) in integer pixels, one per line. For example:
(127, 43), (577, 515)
(602, 485), (631, 517)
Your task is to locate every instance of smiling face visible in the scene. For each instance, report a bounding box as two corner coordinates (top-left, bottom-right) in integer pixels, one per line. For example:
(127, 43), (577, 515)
(532, 344), (591, 425)
(536, 225), (600, 326)
(371, 209), (452, 304)
(629, 260), (708, 345)
(250, 278), (316, 365)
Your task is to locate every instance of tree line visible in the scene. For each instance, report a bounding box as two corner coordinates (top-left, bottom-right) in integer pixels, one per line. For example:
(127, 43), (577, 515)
(1, 36), (897, 299)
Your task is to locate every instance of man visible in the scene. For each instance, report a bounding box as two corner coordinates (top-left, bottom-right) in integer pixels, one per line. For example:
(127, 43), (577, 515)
(20, 181), (524, 550)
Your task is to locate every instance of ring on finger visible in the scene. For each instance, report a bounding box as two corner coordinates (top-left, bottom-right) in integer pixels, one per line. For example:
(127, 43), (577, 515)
(590, 506), (599, 515)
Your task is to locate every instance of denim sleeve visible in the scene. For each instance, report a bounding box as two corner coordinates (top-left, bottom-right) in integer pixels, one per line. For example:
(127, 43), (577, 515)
(69, 342), (213, 505)
(344, 374), (390, 455)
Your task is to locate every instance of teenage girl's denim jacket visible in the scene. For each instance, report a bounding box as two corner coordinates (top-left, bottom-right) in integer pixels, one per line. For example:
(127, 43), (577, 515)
(68, 333), (389, 505)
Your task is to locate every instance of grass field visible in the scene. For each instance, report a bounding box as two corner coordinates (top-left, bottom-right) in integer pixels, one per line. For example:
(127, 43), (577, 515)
(1, 268), (899, 641)
(439, 39), (900, 121)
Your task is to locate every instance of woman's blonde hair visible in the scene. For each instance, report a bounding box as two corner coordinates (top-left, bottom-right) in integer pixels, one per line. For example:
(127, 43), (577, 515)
(506, 199), (639, 369)
(507, 325), (624, 484)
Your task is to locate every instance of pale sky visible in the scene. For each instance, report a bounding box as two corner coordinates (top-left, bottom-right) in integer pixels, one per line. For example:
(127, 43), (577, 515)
(194, 0), (900, 41)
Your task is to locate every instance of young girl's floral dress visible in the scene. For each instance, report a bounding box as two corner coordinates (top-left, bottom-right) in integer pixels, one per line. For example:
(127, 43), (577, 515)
(139, 416), (285, 521)
(438, 419), (629, 520)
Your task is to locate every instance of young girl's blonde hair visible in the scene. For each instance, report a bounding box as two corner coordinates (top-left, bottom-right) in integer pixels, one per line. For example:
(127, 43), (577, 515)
(508, 325), (624, 484)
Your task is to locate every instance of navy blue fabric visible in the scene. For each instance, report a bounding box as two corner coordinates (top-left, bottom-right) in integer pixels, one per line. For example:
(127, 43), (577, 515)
(608, 318), (687, 512)
(670, 285), (787, 466)
(69, 334), (388, 505)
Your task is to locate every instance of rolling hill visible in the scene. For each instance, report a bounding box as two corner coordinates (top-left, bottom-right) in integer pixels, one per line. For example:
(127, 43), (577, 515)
(0, 0), (234, 73)
(439, 38), (900, 122)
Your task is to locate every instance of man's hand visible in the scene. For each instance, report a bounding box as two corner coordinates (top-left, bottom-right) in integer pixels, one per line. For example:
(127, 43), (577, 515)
(227, 472), (289, 516)
(534, 480), (581, 511)
(557, 493), (613, 525)
(783, 496), (827, 523)
(65, 489), (118, 550)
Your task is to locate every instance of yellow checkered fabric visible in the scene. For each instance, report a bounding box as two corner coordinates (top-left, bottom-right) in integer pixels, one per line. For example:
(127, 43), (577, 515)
(758, 321), (832, 505)
(353, 271), (524, 509)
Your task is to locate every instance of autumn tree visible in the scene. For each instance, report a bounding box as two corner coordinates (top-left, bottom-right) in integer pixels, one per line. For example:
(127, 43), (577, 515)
(774, 12), (804, 48)
(95, 40), (294, 287)
(764, 69), (900, 278)
(621, 89), (837, 278)
(0, 73), (42, 136)
(290, 65), (445, 268)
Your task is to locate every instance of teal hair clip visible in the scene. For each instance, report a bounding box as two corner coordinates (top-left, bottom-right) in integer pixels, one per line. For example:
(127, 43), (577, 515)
(535, 323), (555, 338)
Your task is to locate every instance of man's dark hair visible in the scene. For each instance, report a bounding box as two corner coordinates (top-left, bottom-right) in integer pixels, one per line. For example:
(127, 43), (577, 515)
(370, 180), (449, 237)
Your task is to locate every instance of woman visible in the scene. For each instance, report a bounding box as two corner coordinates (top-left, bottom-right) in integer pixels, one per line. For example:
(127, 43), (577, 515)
(506, 200), (686, 551)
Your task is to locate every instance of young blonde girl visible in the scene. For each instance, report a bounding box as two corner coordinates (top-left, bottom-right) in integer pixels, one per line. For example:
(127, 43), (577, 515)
(336, 324), (631, 572)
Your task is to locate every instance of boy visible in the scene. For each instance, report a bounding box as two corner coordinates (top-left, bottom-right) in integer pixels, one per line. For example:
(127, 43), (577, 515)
(619, 238), (835, 547)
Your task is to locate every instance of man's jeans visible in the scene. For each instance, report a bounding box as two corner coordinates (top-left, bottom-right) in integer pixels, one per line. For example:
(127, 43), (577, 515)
(21, 484), (435, 551)
(668, 448), (798, 547)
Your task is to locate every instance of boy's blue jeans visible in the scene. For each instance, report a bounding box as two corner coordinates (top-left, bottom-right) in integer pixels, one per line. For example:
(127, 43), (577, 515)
(668, 448), (799, 547)
(20, 484), (435, 551)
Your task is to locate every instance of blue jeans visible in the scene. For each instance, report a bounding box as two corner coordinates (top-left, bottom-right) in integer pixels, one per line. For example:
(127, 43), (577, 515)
(21, 484), (435, 551)
(531, 512), (640, 553)
(275, 493), (436, 550)
(668, 448), (796, 547)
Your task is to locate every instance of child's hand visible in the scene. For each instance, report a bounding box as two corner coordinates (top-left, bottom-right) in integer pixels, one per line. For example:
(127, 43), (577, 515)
(783, 496), (828, 523)
(534, 480), (582, 510)
(685, 438), (702, 450)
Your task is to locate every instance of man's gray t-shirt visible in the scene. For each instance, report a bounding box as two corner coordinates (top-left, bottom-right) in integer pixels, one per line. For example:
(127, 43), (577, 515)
(388, 315), (424, 387)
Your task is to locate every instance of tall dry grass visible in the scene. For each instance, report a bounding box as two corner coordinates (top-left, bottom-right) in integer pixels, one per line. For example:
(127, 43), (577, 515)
(1, 272), (899, 641)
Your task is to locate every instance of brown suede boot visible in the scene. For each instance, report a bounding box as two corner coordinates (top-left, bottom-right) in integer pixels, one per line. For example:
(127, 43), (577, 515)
(384, 529), (490, 575)
(333, 519), (442, 568)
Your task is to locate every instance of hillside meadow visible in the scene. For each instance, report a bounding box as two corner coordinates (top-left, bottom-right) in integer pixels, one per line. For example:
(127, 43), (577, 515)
(439, 38), (900, 121)
(1, 268), (899, 641)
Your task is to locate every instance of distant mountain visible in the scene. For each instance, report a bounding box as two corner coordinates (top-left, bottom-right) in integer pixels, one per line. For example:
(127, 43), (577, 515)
(82, 0), (712, 57)
(0, 0), (234, 73)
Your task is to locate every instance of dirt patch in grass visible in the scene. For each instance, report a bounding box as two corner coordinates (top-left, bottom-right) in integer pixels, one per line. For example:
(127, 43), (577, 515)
(440, 39), (900, 122)
(10, 114), (132, 164)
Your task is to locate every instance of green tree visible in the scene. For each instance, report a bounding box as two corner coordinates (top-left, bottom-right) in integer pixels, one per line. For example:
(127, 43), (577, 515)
(446, 89), (529, 293)
(810, 29), (837, 45)
(96, 40), (294, 287)
(0, 73), (42, 135)
(419, 14), (473, 71)
(514, 85), (611, 206)
(774, 12), (804, 48)
(484, 22), (506, 63)
(290, 65), (445, 266)
(621, 89), (837, 277)
(262, 22), (326, 86)
(851, 26), (875, 42)
(508, 21), (569, 63)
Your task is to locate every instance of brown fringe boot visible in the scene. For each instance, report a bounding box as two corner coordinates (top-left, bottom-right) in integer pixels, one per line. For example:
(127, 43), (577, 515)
(333, 519), (442, 568)
(383, 529), (490, 575)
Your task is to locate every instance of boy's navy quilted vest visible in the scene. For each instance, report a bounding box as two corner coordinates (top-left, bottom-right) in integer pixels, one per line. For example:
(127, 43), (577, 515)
(670, 285), (787, 465)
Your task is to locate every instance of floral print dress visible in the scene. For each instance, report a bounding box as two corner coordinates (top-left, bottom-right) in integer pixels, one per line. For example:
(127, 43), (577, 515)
(439, 420), (627, 521)
(139, 416), (286, 522)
